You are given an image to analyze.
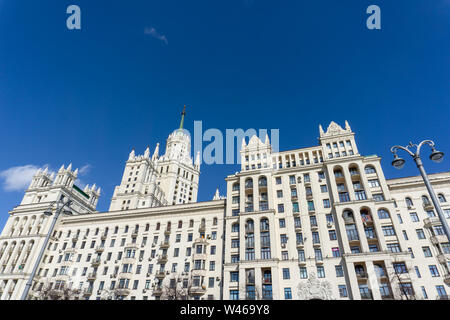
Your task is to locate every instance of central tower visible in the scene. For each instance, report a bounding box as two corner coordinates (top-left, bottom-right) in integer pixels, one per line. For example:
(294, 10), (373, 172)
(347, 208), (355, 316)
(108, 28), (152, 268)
(155, 106), (201, 205)
(109, 106), (200, 211)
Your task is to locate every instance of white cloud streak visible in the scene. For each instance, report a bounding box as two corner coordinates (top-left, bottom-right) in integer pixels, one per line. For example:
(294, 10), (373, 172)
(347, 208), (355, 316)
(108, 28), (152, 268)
(0, 165), (42, 191)
(79, 164), (91, 175)
(144, 27), (168, 45)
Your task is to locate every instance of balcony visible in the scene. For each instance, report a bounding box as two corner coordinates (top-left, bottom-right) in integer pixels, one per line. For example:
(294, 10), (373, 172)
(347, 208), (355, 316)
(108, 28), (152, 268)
(87, 272), (97, 281)
(155, 271), (166, 279)
(431, 234), (448, 245)
(164, 229), (171, 236)
(308, 208), (316, 215)
(91, 257), (101, 266)
(198, 224), (206, 233)
(423, 217), (441, 227)
(190, 285), (206, 296)
(444, 273), (450, 286)
(123, 256), (137, 264)
(306, 193), (313, 200)
(160, 241), (170, 249)
(157, 254), (168, 264)
(95, 246), (104, 253)
(118, 271), (133, 279)
(356, 272), (368, 281)
(132, 230), (139, 237)
(296, 242), (304, 248)
(312, 241), (321, 247)
(83, 288), (93, 296)
(423, 202), (434, 211)
(101, 233), (107, 240)
(153, 286), (163, 295)
(365, 233), (377, 242)
(295, 225), (302, 232)
(116, 288), (130, 296)
(72, 236), (79, 242)
(125, 243), (139, 250)
(438, 253), (450, 264)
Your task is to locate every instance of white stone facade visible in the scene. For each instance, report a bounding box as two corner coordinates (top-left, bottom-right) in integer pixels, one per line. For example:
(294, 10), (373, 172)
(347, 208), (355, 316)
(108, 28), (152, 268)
(0, 120), (449, 300)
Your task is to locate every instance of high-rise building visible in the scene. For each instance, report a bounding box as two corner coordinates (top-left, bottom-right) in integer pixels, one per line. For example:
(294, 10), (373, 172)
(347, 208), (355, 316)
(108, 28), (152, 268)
(0, 117), (449, 300)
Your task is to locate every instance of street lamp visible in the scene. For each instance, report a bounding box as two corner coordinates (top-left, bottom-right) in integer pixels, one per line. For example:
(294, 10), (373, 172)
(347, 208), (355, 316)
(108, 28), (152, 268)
(20, 196), (73, 300)
(390, 140), (450, 242)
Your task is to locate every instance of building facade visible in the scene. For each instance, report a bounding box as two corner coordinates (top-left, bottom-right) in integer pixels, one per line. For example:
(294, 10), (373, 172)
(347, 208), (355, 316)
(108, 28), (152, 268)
(0, 119), (449, 300)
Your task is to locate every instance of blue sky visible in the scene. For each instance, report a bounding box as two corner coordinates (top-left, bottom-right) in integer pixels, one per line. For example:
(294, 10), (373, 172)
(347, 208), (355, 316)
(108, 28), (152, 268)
(0, 0), (449, 230)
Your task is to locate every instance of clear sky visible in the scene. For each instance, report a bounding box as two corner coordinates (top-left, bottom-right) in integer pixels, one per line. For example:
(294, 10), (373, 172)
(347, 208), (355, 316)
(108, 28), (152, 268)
(0, 0), (449, 230)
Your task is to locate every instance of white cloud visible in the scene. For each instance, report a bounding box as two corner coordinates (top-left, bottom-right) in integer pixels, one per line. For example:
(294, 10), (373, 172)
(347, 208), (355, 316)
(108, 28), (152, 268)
(79, 164), (91, 175)
(0, 165), (42, 191)
(144, 27), (168, 45)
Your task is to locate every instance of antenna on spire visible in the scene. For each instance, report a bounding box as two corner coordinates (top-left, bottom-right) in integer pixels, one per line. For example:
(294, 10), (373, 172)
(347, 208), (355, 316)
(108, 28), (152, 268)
(179, 105), (187, 129)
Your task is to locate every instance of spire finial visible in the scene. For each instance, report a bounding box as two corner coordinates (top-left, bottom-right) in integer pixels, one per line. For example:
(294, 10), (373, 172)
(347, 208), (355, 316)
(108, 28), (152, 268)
(179, 105), (187, 129)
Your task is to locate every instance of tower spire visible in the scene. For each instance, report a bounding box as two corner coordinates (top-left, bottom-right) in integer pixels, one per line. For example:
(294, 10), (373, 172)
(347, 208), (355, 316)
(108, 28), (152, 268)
(179, 105), (187, 130)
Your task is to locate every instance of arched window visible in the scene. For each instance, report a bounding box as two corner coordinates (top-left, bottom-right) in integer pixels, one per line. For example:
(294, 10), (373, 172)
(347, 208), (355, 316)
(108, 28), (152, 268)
(189, 220), (194, 228)
(260, 218), (269, 232)
(405, 197), (413, 207)
(374, 264), (385, 278)
(343, 210), (354, 223)
(213, 217), (218, 226)
(349, 165), (360, 176)
(377, 209), (390, 219)
(355, 265), (365, 277)
(156, 223), (160, 231)
(245, 178), (253, 189)
(364, 165), (376, 174)
(258, 176), (267, 187)
(124, 225), (129, 233)
(422, 195), (430, 205)
(178, 220), (183, 228)
(438, 194), (446, 203)
(246, 219), (254, 233)
(334, 169), (344, 178)
(231, 223), (239, 232)
(232, 183), (240, 191)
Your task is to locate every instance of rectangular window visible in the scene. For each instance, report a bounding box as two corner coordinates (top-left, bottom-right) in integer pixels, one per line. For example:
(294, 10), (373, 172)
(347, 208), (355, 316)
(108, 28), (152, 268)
(284, 288), (292, 300)
(382, 226), (396, 236)
(335, 265), (344, 277)
(299, 267), (307, 279)
(339, 285), (348, 297)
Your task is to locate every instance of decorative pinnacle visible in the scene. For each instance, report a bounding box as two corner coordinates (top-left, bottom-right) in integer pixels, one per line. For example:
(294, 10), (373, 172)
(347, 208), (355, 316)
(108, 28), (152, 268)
(179, 105), (187, 130)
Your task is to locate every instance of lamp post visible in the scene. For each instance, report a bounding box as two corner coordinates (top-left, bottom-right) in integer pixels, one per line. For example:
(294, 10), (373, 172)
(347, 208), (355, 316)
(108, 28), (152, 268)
(390, 140), (450, 242)
(20, 197), (73, 300)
